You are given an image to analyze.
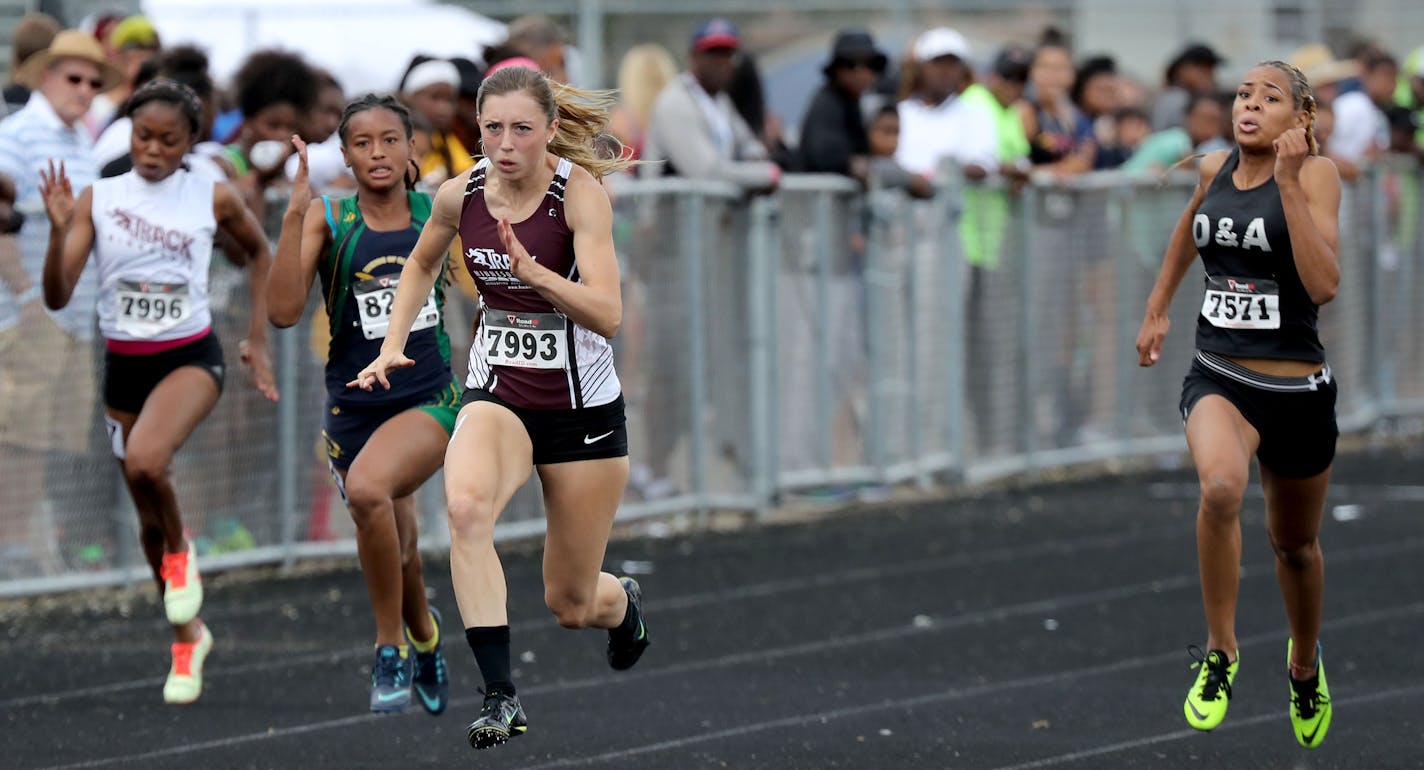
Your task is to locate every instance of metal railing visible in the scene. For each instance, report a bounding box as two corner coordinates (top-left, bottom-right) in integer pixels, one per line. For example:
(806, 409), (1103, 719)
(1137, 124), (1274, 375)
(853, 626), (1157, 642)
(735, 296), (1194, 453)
(2, 157), (1421, 597)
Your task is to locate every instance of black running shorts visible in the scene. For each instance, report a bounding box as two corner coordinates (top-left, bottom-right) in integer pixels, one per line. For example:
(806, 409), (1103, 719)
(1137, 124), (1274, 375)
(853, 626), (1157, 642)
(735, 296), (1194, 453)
(1180, 351), (1338, 478)
(103, 333), (225, 414)
(459, 388), (628, 465)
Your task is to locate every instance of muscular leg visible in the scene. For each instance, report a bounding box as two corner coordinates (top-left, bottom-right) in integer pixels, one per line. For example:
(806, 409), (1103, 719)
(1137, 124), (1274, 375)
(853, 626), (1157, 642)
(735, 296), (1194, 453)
(444, 402), (533, 628)
(117, 367), (220, 644)
(1184, 395), (1260, 659)
(537, 456), (631, 630)
(342, 408), (447, 646)
(1261, 464), (1331, 677)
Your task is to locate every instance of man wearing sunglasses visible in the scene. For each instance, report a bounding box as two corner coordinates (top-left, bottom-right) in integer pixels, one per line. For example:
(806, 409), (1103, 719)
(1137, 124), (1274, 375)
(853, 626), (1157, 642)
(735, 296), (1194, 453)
(0, 29), (121, 572)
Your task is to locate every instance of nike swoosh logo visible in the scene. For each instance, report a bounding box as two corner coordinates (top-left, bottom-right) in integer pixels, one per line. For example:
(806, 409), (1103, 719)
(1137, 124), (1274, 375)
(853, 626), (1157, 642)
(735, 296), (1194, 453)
(584, 430), (615, 445)
(1301, 713), (1326, 744)
(415, 687), (443, 711)
(376, 690), (409, 702)
(1187, 701), (1211, 722)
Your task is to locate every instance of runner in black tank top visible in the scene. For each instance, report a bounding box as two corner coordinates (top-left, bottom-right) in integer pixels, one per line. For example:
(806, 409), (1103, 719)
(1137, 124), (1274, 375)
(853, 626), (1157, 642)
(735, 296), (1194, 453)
(269, 95), (457, 716)
(1135, 61), (1341, 748)
(350, 65), (650, 753)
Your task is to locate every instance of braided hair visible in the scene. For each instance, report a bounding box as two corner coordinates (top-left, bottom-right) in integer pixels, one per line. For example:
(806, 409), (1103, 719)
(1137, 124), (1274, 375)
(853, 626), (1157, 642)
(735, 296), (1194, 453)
(337, 93), (414, 144)
(125, 78), (204, 139)
(337, 93), (419, 189)
(1261, 60), (1319, 155)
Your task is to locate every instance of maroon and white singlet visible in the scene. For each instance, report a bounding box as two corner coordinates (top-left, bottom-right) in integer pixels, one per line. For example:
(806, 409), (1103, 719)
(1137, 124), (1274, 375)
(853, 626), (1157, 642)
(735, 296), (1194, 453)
(459, 157), (621, 410)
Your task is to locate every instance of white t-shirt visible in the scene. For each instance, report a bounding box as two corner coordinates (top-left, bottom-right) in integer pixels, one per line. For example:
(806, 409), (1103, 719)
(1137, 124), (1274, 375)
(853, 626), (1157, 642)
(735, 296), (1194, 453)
(1327, 90), (1386, 163)
(895, 92), (999, 177)
(91, 169), (217, 342)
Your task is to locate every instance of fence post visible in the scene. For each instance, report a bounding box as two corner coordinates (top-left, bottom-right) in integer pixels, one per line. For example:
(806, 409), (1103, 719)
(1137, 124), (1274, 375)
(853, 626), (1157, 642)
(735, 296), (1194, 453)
(812, 191), (835, 473)
(1017, 185), (1039, 462)
(939, 167), (966, 486)
(680, 193), (709, 515)
(1110, 186), (1135, 442)
(276, 324), (300, 567)
(748, 196), (777, 513)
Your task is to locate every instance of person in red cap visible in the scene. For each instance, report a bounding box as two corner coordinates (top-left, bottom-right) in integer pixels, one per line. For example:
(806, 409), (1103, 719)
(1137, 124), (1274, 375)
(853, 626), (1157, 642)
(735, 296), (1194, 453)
(640, 17), (780, 191)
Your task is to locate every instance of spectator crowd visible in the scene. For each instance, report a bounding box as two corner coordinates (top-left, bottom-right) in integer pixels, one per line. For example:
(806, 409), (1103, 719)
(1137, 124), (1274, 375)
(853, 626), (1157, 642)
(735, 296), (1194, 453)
(1, 8), (1423, 569)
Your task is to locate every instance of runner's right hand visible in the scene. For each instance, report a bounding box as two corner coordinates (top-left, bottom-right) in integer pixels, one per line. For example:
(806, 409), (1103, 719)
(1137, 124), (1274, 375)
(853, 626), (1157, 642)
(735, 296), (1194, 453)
(286, 134), (311, 217)
(1135, 311), (1169, 367)
(38, 159), (74, 230)
(348, 350), (414, 391)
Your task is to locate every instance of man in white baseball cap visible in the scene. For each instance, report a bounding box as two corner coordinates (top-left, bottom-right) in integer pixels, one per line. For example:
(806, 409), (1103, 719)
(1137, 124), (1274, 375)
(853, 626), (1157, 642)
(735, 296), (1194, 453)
(894, 27), (997, 179)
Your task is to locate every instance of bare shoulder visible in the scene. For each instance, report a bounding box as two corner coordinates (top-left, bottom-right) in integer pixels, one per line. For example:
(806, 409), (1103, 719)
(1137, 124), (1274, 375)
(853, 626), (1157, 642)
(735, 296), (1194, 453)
(1300, 155), (1341, 187)
(564, 163), (612, 228)
(431, 168), (475, 224)
(1197, 150), (1232, 186)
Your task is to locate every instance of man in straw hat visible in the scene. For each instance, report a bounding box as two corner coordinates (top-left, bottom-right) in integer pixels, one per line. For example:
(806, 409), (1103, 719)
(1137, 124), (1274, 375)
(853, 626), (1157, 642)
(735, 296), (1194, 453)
(0, 29), (122, 573)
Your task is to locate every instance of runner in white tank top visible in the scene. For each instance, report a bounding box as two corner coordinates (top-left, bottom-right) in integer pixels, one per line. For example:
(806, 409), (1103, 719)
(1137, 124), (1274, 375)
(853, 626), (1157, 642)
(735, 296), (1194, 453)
(90, 166), (216, 343)
(39, 79), (277, 707)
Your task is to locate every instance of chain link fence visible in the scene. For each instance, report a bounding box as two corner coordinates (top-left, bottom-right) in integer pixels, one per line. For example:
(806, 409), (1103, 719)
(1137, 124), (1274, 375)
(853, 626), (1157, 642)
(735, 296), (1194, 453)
(2, 160), (1421, 596)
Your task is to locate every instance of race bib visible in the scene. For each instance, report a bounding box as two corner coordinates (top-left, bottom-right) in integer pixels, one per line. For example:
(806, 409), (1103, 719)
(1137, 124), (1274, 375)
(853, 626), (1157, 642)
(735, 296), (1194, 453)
(116, 280), (188, 338)
(482, 309), (567, 369)
(354, 276), (438, 340)
(1201, 276), (1280, 330)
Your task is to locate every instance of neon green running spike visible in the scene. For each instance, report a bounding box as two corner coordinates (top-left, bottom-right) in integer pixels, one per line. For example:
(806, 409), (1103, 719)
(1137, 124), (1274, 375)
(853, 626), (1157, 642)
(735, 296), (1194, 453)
(1288, 639), (1332, 748)
(1184, 646), (1238, 730)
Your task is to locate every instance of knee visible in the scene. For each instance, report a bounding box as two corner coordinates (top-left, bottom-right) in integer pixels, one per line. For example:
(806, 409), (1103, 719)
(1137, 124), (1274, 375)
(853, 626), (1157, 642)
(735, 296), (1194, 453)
(446, 492), (497, 543)
(1269, 534), (1318, 570)
(545, 588), (595, 629)
(122, 445), (169, 487)
(1198, 471), (1247, 519)
(343, 478), (388, 529)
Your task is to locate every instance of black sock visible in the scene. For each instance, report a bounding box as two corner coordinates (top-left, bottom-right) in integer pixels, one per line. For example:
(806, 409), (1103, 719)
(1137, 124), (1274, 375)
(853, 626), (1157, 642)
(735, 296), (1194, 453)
(612, 588), (641, 639)
(465, 625), (515, 696)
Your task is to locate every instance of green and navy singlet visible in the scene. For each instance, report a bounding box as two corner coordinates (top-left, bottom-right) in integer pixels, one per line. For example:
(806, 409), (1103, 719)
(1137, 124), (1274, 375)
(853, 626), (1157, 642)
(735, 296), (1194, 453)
(318, 191), (452, 406)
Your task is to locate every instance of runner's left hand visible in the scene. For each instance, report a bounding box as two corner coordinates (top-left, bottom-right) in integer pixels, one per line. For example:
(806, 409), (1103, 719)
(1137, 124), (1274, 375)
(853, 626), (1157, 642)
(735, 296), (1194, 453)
(1274, 127), (1310, 185)
(239, 338), (279, 401)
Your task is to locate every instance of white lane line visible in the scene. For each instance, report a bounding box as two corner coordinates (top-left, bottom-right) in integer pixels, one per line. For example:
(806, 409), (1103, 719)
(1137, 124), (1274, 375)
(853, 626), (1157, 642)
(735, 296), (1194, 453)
(2, 522), (1184, 647)
(989, 685), (1424, 770)
(514, 603), (1424, 769)
(14, 533), (1423, 711)
(1148, 482), (1424, 503)
(2, 525), (1188, 707)
(29, 593), (1424, 769)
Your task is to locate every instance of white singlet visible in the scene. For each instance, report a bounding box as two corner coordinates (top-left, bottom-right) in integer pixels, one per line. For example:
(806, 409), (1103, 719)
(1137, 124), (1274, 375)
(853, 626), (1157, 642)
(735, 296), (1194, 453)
(90, 169), (217, 342)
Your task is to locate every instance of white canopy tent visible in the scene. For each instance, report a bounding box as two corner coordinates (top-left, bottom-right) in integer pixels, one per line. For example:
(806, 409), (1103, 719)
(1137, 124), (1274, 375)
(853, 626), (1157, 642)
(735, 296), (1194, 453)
(141, 0), (507, 95)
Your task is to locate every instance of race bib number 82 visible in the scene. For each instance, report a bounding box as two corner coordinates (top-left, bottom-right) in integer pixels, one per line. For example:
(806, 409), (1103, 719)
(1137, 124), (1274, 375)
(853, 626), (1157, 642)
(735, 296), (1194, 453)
(354, 276), (438, 340)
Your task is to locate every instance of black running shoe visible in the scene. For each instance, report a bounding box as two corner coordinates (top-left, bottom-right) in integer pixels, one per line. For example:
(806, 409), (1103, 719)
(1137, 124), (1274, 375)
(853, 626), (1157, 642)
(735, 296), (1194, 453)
(467, 690), (527, 750)
(607, 576), (650, 671)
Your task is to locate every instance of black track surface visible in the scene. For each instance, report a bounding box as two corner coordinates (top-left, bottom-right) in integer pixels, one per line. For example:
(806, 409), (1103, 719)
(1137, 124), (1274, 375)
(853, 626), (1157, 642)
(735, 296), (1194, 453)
(5, 440), (1423, 769)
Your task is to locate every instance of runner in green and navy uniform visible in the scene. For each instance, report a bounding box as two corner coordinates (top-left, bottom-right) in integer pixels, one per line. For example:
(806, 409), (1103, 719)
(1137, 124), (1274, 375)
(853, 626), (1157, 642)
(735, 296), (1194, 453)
(269, 95), (454, 716)
(317, 188), (456, 432)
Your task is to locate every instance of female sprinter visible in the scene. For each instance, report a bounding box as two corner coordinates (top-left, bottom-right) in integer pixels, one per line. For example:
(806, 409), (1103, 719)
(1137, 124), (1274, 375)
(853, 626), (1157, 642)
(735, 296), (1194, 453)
(1136, 60), (1340, 748)
(268, 94), (454, 715)
(350, 65), (649, 751)
(40, 79), (278, 704)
